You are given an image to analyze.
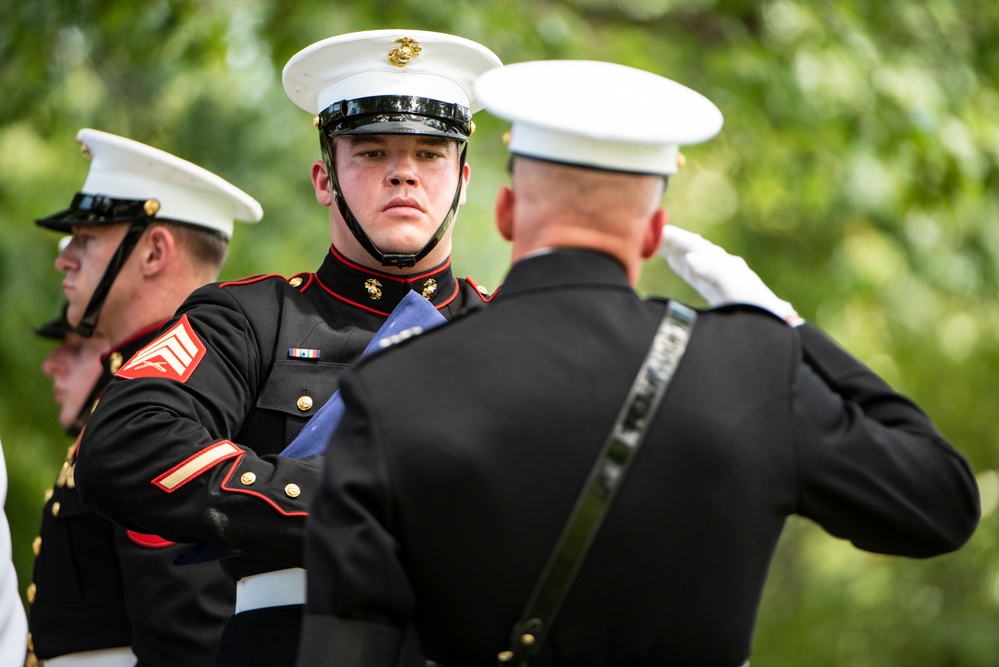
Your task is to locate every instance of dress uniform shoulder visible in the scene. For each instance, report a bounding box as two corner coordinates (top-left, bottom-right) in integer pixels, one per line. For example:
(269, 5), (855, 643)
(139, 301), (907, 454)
(182, 274), (316, 325)
(703, 301), (790, 325)
(650, 296), (779, 321)
(219, 272), (315, 292)
(462, 276), (496, 303)
(648, 296), (700, 312)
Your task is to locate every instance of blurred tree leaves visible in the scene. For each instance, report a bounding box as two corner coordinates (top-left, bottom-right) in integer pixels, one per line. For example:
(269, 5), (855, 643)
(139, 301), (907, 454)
(1, 1), (997, 663)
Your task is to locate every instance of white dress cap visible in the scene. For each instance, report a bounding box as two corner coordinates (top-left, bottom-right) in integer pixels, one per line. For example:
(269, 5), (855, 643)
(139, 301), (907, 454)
(474, 60), (723, 176)
(73, 129), (262, 239)
(282, 29), (502, 116)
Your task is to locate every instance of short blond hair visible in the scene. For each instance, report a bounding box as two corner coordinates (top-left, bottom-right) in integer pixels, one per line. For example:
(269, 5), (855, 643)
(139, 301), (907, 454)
(155, 222), (229, 278)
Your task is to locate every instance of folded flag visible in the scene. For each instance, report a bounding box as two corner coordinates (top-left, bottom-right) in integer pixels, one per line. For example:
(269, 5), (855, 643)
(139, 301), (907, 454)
(282, 289), (447, 458)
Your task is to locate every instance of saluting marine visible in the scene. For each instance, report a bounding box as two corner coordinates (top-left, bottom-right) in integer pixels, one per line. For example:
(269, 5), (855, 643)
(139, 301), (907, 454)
(74, 30), (501, 667)
(296, 60), (980, 666)
(29, 130), (261, 666)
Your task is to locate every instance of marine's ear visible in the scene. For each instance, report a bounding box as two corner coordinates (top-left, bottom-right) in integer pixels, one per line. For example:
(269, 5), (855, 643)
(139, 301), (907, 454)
(495, 185), (515, 242)
(641, 209), (667, 259)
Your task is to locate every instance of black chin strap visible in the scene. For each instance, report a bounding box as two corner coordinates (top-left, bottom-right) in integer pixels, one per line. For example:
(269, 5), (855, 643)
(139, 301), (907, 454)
(74, 222), (148, 338)
(320, 133), (467, 269)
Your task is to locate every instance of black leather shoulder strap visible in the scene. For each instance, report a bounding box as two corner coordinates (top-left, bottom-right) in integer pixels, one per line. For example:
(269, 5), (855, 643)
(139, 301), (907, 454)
(500, 300), (697, 667)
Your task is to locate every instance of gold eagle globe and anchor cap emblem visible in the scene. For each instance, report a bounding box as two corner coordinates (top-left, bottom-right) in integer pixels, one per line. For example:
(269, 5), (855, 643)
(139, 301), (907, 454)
(388, 37), (422, 67)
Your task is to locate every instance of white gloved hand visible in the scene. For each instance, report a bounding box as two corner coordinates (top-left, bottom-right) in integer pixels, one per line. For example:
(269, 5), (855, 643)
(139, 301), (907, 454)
(659, 226), (803, 326)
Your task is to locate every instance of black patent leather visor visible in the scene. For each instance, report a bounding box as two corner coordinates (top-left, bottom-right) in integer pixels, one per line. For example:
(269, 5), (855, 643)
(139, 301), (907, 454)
(319, 95), (472, 141)
(33, 305), (74, 340)
(35, 192), (158, 233)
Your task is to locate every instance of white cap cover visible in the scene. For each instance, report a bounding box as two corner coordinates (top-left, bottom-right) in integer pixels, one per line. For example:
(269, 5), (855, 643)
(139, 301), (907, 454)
(70, 129), (262, 239)
(474, 60), (723, 176)
(282, 29), (502, 116)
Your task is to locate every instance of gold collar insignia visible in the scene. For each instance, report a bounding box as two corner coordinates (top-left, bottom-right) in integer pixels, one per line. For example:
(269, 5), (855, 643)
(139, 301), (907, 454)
(365, 278), (383, 300)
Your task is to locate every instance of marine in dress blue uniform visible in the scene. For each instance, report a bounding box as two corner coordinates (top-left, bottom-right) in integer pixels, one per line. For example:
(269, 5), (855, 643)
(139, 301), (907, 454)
(28, 318), (238, 667)
(30, 130), (262, 666)
(74, 30), (501, 667)
(296, 60), (980, 666)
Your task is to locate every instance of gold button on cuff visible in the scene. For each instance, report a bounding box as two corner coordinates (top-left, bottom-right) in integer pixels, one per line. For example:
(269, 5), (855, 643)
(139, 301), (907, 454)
(32, 536), (41, 556)
(498, 651), (514, 663)
(43, 488), (53, 503)
(51, 502), (61, 517)
(296, 396), (313, 412)
(240, 472), (257, 486)
(289, 276), (304, 288)
(26, 582), (36, 604)
(284, 483), (301, 498)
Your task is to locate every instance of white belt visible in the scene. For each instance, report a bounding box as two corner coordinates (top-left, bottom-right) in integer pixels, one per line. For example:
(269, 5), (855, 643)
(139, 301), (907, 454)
(235, 567), (307, 614)
(44, 647), (137, 666)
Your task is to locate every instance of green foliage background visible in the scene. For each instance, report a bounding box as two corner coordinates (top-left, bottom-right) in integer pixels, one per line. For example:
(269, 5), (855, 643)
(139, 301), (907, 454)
(2, 1), (997, 662)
